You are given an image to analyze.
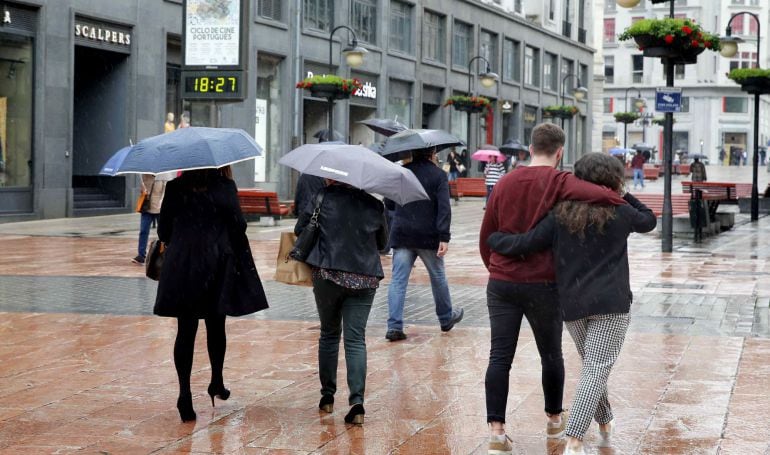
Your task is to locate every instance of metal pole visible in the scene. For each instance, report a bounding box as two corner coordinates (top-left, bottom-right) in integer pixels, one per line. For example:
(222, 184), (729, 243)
(661, 0), (675, 253)
(328, 30), (335, 135)
(623, 87), (631, 149)
(751, 18), (761, 221)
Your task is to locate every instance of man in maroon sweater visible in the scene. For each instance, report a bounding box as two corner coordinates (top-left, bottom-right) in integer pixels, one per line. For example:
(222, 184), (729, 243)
(479, 123), (626, 453)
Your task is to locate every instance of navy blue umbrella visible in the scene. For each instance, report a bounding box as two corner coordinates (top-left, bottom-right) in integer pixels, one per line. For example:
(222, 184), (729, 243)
(106, 127), (262, 175)
(99, 146), (131, 176)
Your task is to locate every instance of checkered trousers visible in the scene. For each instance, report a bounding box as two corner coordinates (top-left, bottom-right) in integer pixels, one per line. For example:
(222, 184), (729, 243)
(564, 313), (630, 439)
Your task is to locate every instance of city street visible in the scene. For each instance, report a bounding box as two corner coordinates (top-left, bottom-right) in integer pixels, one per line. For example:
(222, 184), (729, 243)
(1, 165), (769, 454)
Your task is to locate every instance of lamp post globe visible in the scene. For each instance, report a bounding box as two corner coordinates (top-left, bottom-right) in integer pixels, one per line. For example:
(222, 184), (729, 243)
(343, 45), (367, 68)
(719, 39), (740, 58)
(617, 0), (641, 8)
(573, 86), (588, 101)
(480, 71), (499, 88)
(634, 98), (646, 110)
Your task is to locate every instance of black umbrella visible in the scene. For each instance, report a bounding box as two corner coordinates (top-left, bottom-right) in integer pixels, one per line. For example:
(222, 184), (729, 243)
(278, 144), (429, 205)
(380, 129), (464, 157)
(358, 118), (408, 137)
(313, 129), (344, 143)
(499, 139), (528, 156)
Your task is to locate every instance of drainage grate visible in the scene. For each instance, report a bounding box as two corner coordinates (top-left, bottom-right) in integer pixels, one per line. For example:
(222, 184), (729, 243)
(646, 282), (705, 290)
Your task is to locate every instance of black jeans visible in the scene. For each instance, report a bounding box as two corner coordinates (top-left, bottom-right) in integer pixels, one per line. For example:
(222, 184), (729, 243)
(485, 279), (565, 423)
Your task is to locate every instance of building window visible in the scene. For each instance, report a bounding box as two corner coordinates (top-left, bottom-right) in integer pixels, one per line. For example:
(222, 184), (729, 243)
(503, 38), (520, 83)
(730, 51), (758, 70)
(605, 1), (616, 13)
(351, 0), (377, 45)
(524, 46), (540, 87)
(604, 55), (614, 84)
(561, 58), (574, 89)
(423, 11), (445, 63)
(723, 97), (748, 113)
(256, 55), (283, 183)
(514, 0), (523, 14)
(632, 54), (643, 83)
(681, 96), (690, 113)
(603, 97), (614, 113)
(544, 52), (558, 91)
(580, 63), (589, 89)
(388, 79), (412, 126)
(523, 106), (539, 145)
(663, 63), (685, 80)
(389, 1), (413, 54)
(480, 31), (498, 72)
(604, 18), (615, 43)
(258, 0), (283, 21)
(548, 0), (556, 21)
(453, 20), (472, 68)
(304, 0), (333, 31)
(0, 34), (33, 188)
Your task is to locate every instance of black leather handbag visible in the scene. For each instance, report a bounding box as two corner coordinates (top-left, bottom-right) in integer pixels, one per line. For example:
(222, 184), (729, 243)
(145, 239), (165, 281)
(290, 190), (326, 262)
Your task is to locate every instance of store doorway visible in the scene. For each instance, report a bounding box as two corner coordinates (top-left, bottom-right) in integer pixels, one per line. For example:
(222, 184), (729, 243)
(72, 45), (129, 211)
(422, 103), (441, 129)
(349, 105), (376, 146)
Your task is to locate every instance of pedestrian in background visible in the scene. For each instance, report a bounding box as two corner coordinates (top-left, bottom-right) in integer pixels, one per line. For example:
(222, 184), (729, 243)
(690, 157), (707, 182)
(630, 150), (646, 190)
(483, 155), (505, 209)
(487, 152), (656, 455)
(386, 147), (464, 342)
(446, 149), (461, 182)
(295, 180), (389, 425)
(460, 149), (470, 177)
(154, 166), (268, 423)
(132, 174), (167, 264)
(479, 123), (626, 454)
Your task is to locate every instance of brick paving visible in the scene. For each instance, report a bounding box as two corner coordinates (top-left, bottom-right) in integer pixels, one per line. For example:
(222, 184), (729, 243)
(0, 164), (769, 453)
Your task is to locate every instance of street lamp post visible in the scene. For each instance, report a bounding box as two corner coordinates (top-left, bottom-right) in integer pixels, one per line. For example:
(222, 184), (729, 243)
(465, 56), (499, 156)
(641, 110), (653, 144)
(326, 25), (367, 135)
(560, 73), (588, 169)
(720, 12), (761, 221)
(623, 87), (644, 149)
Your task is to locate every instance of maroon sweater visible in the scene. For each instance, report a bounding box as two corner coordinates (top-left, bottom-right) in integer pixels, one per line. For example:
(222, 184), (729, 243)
(479, 166), (626, 283)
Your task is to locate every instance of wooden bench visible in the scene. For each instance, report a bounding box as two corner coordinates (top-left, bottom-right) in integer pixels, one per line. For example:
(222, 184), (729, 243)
(736, 183), (753, 198)
(681, 182), (737, 201)
(237, 189), (291, 219)
(448, 181), (463, 199)
(677, 163), (690, 176)
(455, 178), (487, 197)
(633, 193), (691, 217)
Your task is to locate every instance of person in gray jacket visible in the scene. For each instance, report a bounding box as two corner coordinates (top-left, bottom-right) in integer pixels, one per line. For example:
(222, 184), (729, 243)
(487, 152), (656, 455)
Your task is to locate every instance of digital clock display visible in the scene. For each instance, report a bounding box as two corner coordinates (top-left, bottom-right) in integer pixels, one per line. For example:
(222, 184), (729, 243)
(181, 70), (245, 100)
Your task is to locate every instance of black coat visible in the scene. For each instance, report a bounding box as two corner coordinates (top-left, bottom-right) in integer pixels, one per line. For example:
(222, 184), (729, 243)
(389, 158), (452, 250)
(293, 174), (325, 216)
(294, 184), (388, 279)
(154, 175), (269, 318)
(486, 193), (656, 321)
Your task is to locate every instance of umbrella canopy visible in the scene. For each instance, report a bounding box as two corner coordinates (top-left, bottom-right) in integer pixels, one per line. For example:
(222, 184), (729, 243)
(609, 147), (634, 156)
(499, 139), (528, 156)
(380, 129), (464, 157)
(106, 127), (262, 175)
(313, 129), (344, 143)
(279, 144), (430, 205)
(632, 143), (655, 151)
(480, 144), (500, 151)
(471, 149), (504, 162)
(358, 118), (408, 137)
(99, 146), (131, 176)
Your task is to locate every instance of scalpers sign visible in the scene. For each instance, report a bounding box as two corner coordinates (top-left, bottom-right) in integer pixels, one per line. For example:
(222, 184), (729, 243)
(75, 23), (131, 46)
(185, 0), (240, 66)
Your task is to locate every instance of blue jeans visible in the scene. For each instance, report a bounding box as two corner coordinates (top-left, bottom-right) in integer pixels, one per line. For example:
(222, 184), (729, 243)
(632, 169), (645, 188)
(138, 212), (159, 258)
(313, 278), (375, 405)
(448, 171), (458, 181)
(387, 248), (453, 331)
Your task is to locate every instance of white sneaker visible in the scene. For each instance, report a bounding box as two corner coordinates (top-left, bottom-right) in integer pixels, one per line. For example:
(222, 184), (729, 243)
(563, 444), (586, 455)
(547, 409), (568, 439)
(488, 434), (513, 455)
(597, 419), (614, 448)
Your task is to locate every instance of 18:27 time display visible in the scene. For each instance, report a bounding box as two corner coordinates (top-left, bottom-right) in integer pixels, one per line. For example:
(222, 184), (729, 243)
(192, 76), (237, 93)
(181, 70), (244, 100)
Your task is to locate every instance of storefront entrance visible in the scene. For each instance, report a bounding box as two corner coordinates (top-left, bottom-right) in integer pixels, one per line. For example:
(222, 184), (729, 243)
(72, 45), (129, 211)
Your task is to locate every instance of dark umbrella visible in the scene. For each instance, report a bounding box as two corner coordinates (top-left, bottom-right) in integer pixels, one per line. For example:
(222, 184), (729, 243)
(380, 129), (464, 157)
(358, 118), (408, 137)
(313, 129), (344, 143)
(499, 139), (528, 156)
(279, 144), (430, 205)
(104, 127), (262, 175)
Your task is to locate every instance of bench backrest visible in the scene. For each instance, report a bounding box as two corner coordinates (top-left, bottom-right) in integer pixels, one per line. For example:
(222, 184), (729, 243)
(681, 182), (736, 200)
(634, 193), (690, 216)
(237, 190), (282, 215)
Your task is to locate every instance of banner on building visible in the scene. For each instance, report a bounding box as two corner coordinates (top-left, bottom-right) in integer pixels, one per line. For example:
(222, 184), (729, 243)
(184, 0), (241, 66)
(254, 99), (267, 183)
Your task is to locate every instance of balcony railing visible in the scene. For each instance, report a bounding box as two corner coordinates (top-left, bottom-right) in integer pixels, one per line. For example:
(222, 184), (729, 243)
(562, 21), (572, 38)
(578, 27), (587, 44)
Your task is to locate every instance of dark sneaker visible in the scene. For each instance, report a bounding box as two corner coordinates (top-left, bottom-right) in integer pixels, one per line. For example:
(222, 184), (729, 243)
(131, 255), (145, 264)
(385, 329), (407, 342)
(440, 308), (464, 332)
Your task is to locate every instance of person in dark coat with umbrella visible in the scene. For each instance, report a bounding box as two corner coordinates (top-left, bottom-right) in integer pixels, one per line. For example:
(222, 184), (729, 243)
(154, 166), (269, 423)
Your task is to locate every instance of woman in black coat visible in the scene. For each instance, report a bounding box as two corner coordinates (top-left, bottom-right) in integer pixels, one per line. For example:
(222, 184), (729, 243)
(155, 167), (268, 422)
(294, 181), (388, 425)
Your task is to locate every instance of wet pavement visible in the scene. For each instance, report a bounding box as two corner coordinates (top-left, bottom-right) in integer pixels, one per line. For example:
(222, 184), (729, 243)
(0, 164), (769, 453)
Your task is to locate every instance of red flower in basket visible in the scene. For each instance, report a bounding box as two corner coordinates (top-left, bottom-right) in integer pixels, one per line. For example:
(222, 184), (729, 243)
(691, 40), (700, 48)
(664, 34), (674, 44)
(682, 25), (693, 35)
(705, 41), (712, 49)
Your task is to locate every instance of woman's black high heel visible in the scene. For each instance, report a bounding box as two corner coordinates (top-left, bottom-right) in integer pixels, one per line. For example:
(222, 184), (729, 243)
(177, 394), (196, 422)
(207, 383), (231, 407)
(344, 403), (365, 425)
(319, 394), (334, 413)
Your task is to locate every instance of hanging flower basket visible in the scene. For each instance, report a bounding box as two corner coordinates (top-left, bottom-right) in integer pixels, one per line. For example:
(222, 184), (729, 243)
(543, 105), (579, 119)
(296, 75), (362, 100)
(614, 112), (641, 124)
(651, 117), (676, 126)
(443, 95), (491, 114)
(728, 68), (770, 95)
(619, 18), (720, 65)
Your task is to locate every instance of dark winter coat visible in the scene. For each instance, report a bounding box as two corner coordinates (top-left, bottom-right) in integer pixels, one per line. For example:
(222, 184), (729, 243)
(154, 174), (269, 318)
(486, 193), (656, 321)
(389, 158), (452, 250)
(293, 174), (325, 216)
(294, 184), (388, 279)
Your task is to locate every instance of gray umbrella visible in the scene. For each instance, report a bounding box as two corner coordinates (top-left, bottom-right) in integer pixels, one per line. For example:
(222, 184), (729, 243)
(279, 144), (429, 205)
(380, 129), (464, 157)
(358, 118), (408, 137)
(313, 129), (345, 143)
(499, 139), (528, 156)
